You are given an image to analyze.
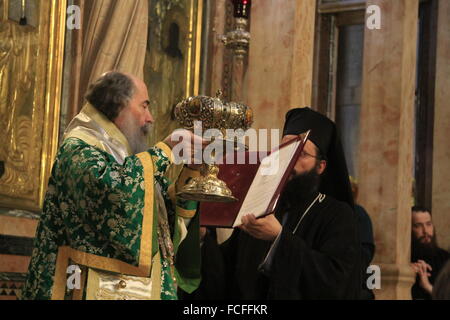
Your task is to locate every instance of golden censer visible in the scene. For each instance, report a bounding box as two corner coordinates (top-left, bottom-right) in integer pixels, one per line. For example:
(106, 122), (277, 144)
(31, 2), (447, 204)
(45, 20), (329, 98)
(173, 91), (253, 202)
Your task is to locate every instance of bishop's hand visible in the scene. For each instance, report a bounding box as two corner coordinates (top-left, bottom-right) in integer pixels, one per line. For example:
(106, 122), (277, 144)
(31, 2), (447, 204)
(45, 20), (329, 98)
(163, 129), (208, 170)
(238, 214), (282, 242)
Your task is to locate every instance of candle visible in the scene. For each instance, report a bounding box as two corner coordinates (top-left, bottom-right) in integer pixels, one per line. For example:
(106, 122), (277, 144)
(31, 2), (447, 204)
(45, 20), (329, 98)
(19, 0), (27, 25)
(232, 0), (252, 19)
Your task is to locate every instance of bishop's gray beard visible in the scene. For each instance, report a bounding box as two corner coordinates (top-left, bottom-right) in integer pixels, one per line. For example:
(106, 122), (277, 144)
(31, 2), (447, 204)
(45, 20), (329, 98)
(120, 113), (152, 154)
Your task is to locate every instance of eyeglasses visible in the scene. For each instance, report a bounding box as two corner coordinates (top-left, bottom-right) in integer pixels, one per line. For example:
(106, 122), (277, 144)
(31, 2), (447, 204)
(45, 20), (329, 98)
(300, 150), (321, 160)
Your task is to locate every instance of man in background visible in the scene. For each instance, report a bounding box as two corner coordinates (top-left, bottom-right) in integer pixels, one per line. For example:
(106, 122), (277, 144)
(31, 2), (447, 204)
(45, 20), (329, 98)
(411, 206), (449, 300)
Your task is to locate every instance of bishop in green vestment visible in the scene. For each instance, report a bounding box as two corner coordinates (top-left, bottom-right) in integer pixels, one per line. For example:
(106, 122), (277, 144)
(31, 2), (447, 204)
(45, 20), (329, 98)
(22, 72), (201, 300)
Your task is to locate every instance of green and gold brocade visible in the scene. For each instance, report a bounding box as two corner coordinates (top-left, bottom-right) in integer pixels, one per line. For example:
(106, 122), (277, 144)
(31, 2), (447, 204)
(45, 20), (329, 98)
(22, 105), (200, 300)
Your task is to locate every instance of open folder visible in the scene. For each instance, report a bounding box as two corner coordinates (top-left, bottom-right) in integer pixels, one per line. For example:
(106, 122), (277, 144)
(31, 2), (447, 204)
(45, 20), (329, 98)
(200, 131), (310, 228)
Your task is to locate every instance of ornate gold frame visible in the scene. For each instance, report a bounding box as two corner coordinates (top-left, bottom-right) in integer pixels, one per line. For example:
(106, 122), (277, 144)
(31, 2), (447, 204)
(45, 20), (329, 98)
(0, 0), (66, 212)
(1, 0), (8, 20)
(144, 0), (203, 149)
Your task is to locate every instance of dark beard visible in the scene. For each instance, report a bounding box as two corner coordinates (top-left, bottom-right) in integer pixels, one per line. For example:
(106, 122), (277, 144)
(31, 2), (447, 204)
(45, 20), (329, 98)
(411, 233), (439, 261)
(281, 167), (321, 209)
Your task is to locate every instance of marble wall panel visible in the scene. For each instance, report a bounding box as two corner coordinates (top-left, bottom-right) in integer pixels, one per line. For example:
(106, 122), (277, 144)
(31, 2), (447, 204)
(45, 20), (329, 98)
(432, 0), (450, 253)
(358, 0), (419, 299)
(245, 0), (316, 148)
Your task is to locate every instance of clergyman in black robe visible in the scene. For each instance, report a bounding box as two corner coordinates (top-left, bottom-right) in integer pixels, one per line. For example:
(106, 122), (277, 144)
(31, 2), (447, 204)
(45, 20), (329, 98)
(185, 107), (362, 300)
(411, 206), (450, 300)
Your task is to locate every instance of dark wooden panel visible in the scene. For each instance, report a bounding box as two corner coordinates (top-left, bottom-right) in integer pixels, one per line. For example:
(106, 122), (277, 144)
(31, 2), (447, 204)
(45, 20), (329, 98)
(0, 235), (34, 256)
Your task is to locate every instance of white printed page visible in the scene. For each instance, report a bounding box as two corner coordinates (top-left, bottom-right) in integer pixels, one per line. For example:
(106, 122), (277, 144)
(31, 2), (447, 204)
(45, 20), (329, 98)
(232, 140), (300, 227)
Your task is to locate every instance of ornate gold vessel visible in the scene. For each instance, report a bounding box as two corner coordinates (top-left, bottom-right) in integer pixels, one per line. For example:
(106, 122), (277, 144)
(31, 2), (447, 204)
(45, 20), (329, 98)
(174, 92), (253, 202)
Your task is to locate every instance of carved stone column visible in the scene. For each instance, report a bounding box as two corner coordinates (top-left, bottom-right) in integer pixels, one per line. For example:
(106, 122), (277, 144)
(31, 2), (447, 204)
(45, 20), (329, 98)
(358, 0), (419, 300)
(432, 0), (450, 253)
(245, 0), (316, 133)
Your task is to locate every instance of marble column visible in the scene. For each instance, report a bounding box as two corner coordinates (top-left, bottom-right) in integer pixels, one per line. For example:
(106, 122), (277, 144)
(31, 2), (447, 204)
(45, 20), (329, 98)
(358, 0), (419, 299)
(214, 0), (317, 244)
(432, 0), (450, 252)
(209, 0), (227, 96)
(289, 0), (316, 110)
(245, 0), (316, 135)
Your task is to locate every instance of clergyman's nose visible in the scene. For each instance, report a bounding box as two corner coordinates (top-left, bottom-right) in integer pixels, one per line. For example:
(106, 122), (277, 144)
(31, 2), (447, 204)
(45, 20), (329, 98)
(146, 111), (154, 124)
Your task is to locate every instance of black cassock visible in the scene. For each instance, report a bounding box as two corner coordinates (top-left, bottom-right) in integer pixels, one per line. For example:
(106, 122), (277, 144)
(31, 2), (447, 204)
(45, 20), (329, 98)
(187, 191), (361, 300)
(411, 248), (450, 300)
